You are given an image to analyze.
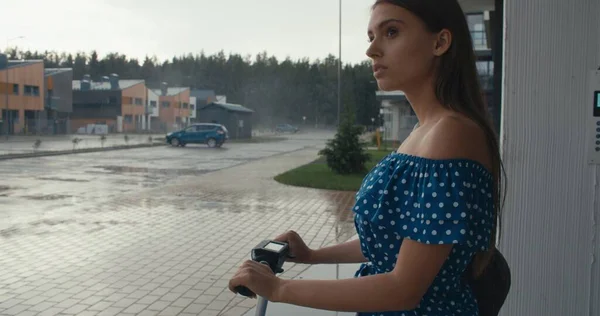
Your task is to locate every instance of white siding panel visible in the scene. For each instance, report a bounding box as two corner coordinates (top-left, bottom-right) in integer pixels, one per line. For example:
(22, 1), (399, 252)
(502, 0), (600, 315)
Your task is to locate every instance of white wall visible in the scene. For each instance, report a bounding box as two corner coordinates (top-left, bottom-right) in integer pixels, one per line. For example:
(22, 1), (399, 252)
(189, 96), (197, 119)
(147, 89), (159, 117)
(501, 0), (600, 315)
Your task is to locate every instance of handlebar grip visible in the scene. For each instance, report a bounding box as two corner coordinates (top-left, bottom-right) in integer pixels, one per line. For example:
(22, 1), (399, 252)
(234, 261), (271, 298)
(235, 286), (254, 298)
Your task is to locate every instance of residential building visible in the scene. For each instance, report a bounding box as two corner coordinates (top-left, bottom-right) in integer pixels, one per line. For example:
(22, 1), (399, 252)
(0, 54), (44, 135)
(43, 68), (73, 134)
(146, 88), (160, 131)
(72, 74), (146, 133)
(189, 89), (216, 123)
(152, 84), (190, 132)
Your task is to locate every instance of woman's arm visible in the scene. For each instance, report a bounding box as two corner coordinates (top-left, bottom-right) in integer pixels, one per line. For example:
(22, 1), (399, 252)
(308, 239), (368, 264)
(275, 240), (453, 312)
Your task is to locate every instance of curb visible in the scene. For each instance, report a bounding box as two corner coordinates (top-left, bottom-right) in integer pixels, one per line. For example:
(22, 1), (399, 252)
(0, 142), (166, 161)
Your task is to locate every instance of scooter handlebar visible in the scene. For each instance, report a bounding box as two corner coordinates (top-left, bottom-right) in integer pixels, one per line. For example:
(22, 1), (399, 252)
(235, 261), (270, 298)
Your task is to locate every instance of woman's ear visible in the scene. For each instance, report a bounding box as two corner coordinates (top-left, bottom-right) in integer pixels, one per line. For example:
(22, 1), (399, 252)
(433, 29), (452, 56)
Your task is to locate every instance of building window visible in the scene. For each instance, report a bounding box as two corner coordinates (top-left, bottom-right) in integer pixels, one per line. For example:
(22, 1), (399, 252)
(135, 98), (143, 105)
(12, 84), (18, 95)
(124, 115), (133, 123)
(23, 85), (40, 96)
(467, 13), (488, 49)
(190, 104), (195, 110)
(162, 101), (170, 107)
(150, 101), (157, 108)
(182, 103), (188, 109)
(109, 96), (118, 104)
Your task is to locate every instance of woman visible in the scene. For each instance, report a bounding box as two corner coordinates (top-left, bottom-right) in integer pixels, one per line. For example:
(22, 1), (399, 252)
(228, 0), (507, 315)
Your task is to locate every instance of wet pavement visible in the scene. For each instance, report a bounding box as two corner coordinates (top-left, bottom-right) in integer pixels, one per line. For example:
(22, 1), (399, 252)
(0, 131), (361, 316)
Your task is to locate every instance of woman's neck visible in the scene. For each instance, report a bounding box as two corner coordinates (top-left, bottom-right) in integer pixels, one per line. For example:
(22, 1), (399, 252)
(404, 81), (447, 127)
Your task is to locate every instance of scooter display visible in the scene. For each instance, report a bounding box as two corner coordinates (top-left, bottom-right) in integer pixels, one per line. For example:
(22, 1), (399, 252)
(235, 240), (290, 316)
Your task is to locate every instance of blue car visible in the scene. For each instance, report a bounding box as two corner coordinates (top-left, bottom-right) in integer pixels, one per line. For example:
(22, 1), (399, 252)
(166, 123), (228, 148)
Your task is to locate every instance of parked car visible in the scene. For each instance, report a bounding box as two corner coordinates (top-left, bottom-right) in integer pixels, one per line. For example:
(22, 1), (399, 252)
(275, 123), (299, 133)
(166, 123), (228, 148)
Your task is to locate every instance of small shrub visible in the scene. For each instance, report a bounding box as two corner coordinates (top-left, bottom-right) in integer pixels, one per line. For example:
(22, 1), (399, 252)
(318, 110), (370, 175)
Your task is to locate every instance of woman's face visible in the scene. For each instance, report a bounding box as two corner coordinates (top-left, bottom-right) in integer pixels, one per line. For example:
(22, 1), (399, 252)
(366, 3), (440, 92)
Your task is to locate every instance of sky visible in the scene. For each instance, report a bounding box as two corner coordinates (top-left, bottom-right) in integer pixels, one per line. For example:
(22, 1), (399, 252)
(2, 0), (376, 65)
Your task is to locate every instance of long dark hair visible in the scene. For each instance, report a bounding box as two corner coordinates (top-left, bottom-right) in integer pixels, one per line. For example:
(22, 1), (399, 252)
(372, 0), (507, 278)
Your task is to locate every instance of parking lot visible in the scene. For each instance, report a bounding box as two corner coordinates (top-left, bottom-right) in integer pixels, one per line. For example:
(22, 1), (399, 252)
(0, 131), (359, 316)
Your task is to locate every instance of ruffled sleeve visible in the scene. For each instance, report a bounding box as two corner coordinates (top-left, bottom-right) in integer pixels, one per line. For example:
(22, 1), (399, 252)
(355, 154), (495, 251)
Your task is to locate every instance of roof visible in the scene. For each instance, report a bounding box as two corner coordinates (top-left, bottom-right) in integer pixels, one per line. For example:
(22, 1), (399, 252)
(45, 68), (72, 76)
(147, 88), (160, 97)
(151, 87), (189, 96)
(72, 79), (144, 91)
(1, 60), (43, 70)
(202, 102), (254, 113)
(190, 89), (216, 100)
(375, 90), (407, 101)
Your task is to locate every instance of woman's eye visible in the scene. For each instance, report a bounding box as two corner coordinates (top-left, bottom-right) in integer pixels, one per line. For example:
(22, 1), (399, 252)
(386, 28), (398, 37)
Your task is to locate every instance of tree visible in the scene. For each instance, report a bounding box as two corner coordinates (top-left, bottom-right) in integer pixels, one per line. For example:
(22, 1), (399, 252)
(318, 107), (371, 175)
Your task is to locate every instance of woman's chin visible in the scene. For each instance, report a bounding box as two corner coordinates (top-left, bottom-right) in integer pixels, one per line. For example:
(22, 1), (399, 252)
(375, 79), (401, 92)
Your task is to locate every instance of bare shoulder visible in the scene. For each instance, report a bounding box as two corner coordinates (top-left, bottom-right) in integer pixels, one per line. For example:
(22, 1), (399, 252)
(419, 115), (492, 170)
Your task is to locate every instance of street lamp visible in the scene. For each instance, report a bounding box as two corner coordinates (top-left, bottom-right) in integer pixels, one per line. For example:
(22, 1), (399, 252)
(4, 36), (25, 139)
(337, 0), (342, 127)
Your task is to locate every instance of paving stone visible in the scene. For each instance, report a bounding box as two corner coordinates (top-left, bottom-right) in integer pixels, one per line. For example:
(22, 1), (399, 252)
(0, 143), (356, 316)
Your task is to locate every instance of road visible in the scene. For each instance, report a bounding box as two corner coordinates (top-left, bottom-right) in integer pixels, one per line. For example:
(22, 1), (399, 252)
(0, 131), (359, 316)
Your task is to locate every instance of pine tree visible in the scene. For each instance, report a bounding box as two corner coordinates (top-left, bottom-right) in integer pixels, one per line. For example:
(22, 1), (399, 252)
(319, 107), (371, 175)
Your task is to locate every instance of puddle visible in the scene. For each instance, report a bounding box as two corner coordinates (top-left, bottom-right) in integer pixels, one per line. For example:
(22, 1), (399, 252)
(30, 219), (76, 227)
(93, 166), (211, 176)
(22, 194), (72, 201)
(114, 179), (160, 188)
(37, 177), (91, 183)
(0, 185), (13, 192)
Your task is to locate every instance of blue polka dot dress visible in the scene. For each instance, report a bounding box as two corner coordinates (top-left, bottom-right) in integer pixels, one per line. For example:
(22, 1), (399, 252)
(352, 152), (494, 316)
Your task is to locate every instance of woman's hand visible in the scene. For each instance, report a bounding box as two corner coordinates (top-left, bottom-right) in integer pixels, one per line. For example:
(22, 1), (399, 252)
(274, 230), (314, 264)
(228, 260), (285, 301)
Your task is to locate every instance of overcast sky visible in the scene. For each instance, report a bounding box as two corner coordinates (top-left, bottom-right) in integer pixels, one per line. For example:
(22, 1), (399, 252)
(2, 0), (375, 65)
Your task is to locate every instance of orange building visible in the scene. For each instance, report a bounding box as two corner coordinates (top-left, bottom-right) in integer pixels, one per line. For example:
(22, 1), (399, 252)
(0, 54), (45, 135)
(152, 84), (191, 132)
(72, 74), (147, 133)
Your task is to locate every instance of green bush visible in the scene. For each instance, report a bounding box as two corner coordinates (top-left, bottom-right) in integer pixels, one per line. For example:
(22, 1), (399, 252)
(319, 111), (371, 175)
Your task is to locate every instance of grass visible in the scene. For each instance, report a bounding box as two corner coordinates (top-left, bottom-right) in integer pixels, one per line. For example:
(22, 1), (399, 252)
(274, 149), (392, 191)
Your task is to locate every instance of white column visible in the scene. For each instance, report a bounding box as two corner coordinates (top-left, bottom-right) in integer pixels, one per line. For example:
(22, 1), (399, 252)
(501, 1), (600, 315)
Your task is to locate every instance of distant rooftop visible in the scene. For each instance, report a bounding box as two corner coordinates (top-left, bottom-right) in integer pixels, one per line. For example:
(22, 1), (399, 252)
(0, 59), (43, 70)
(190, 89), (216, 100)
(151, 87), (189, 96)
(375, 90), (407, 101)
(45, 68), (72, 76)
(72, 79), (144, 91)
